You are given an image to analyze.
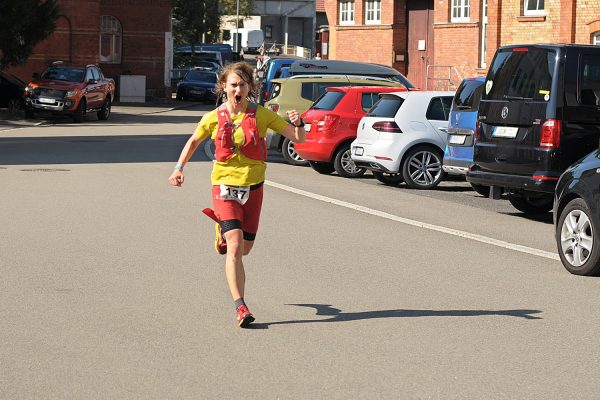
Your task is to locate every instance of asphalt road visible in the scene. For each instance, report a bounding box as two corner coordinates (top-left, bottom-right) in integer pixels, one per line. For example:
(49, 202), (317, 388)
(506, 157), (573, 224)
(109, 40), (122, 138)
(1, 105), (599, 399)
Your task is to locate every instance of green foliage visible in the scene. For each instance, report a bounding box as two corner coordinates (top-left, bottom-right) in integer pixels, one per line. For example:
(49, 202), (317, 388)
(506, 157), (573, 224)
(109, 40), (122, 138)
(173, 0), (253, 46)
(0, 0), (59, 69)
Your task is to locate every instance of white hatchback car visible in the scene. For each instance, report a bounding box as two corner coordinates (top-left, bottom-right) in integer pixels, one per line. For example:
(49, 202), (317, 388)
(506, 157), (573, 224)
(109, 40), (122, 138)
(351, 91), (455, 189)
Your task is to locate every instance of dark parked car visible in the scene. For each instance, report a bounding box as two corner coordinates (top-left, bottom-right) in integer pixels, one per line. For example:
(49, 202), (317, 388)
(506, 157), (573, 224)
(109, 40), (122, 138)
(467, 44), (600, 214)
(175, 69), (218, 103)
(554, 147), (600, 276)
(0, 71), (25, 112)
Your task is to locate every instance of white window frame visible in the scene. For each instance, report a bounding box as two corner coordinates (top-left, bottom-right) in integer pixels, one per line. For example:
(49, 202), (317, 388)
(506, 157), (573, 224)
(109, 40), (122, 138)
(365, 0), (381, 25)
(523, 0), (545, 16)
(451, 0), (470, 22)
(100, 15), (122, 64)
(339, 0), (355, 25)
(480, 0), (488, 68)
(594, 32), (600, 45)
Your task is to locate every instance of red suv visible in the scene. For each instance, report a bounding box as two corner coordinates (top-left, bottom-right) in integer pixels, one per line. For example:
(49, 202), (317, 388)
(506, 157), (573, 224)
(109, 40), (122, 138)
(295, 86), (408, 177)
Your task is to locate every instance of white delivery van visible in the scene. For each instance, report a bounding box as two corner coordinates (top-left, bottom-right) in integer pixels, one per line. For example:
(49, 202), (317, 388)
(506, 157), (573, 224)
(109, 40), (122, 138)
(226, 28), (264, 54)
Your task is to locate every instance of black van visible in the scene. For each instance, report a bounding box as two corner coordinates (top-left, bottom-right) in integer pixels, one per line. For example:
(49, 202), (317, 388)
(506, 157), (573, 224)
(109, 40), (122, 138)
(467, 44), (600, 214)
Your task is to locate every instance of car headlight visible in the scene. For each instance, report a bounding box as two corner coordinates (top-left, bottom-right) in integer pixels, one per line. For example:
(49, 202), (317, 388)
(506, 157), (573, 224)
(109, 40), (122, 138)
(65, 89), (79, 97)
(210, 88), (216, 94)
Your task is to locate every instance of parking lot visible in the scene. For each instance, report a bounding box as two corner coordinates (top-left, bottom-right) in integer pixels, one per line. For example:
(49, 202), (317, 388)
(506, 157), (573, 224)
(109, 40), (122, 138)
(1, 104), (600, 399)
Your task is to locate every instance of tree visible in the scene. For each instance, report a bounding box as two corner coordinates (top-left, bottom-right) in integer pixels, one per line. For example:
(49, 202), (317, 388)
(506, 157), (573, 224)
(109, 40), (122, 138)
(0, 0), (59, 70)
(172, 0), (253, 46)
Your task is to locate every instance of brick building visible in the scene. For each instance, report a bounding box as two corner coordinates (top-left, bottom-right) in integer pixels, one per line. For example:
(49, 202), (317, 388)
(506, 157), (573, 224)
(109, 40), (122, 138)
(324, 0), (600, 90)
(7, 0), (173, 99)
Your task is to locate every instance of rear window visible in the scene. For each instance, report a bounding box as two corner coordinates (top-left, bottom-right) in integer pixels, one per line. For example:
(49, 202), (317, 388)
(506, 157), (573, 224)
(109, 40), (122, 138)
(426, 96), (453, 121)
(485, 47), (556, 101)
(311, 91), (345, 111)
(452, 80), (484, 112)
(301, 82), (351, 101)
(579, 54), (600, 107)
(366, 95), (404, 117)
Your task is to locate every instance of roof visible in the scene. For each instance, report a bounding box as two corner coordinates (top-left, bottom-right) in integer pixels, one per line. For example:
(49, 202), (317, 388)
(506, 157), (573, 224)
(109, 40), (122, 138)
(326, 86), (407, 93)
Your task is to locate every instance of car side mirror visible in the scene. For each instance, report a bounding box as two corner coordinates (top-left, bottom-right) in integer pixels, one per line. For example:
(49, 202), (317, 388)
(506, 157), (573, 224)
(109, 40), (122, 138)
(32, 72), (40, 79)
(88, 79), (98, 84)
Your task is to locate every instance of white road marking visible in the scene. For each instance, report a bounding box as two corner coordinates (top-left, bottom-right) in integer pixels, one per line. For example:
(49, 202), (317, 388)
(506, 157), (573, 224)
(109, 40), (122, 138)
(203, 140), (215, 160)
(265, 180), (560, 261)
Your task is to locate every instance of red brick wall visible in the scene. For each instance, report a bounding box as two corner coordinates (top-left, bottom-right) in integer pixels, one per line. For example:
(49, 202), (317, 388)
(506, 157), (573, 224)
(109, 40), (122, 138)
(323, 0), (408, 73)
(575, 0), (600, 43)
(7, 0), (172, 98)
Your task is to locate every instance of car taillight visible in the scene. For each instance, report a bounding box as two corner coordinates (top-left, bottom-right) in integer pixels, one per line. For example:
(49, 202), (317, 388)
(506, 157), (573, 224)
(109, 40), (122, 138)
(268, 104), (279, 113)
(316, 114), (340, 133)
(540, 119), (560, 148)
(372, 121), (402, 133)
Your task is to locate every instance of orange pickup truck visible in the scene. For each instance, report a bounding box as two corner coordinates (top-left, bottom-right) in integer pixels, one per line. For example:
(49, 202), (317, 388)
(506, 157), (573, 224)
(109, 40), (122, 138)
(24, 61), (115, 122)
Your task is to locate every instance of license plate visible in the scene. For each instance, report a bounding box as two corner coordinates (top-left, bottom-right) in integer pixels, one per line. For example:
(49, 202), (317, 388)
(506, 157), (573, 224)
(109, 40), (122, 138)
(190, 90), (204, 95)
(38, 97), (55, 104)
(492, 126), (518, 138)
(304, 123), (311, 132)
(448, 134), (467, 145)
(353, 147), (364, 156)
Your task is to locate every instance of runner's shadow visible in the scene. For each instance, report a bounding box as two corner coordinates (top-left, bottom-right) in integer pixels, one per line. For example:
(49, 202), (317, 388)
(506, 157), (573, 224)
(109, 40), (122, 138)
(249, 303), (543, 330)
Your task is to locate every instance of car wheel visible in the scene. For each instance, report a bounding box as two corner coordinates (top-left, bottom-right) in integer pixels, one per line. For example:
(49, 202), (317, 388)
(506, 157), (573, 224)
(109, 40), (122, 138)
(507, 193), (553, 214)
(333, 144), (366, 178)
(470, 183), (490, 197)
(401, 146), (445, 189)
(72, 99), (86, 123)
(281, 138), (308, 166)
(7, 97), (21, 113)
(24, 106), (35, 119)
(557, 198), (600, 276)
(97, 97), (111, 121)
(308, 161), (335, 175)
(373, 171), (403, 185)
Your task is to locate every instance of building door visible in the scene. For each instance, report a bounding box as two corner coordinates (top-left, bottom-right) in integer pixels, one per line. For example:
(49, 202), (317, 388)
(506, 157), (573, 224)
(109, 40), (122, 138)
(406, 0), (434, 89)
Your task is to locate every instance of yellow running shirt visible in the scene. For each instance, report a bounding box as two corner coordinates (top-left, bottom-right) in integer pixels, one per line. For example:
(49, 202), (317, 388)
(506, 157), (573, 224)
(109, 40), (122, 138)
(194, 104), (289, 186)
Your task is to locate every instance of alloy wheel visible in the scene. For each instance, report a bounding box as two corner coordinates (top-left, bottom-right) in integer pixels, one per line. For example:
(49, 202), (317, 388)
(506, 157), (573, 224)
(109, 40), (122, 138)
(406, 150), (442, 186)
(561, 209), (593, 267)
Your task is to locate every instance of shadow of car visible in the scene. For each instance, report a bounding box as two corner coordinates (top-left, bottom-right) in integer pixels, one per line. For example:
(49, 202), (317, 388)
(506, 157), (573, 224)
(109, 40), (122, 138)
(0, 71), (25, 112)
(175, 69), (218, 103)
(554, 146), (600, 275)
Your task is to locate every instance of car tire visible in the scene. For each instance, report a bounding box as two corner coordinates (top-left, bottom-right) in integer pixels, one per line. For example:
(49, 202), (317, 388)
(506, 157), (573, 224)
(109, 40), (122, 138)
(176, 90), (185, 101)
(507, 193), (553, 214)
(97, 97), (111, 121)
(556, 198), (600, 276)
(401, 146), (445, 189)
(72, 99), (86, 123)
(333, 144), (366, 178)
(281, 138), (308, 166)
(373, 171), (403, 185)
(308, 161), (335, 175)
(470, 183), (490, 197)
(24, 106), (34, 119)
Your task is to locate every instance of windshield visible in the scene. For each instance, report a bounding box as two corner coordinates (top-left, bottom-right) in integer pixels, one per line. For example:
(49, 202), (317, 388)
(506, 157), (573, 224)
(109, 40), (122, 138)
(41, 67), (85, 82)
(485, 47), (556, 101)
(185, 71), (217, 82)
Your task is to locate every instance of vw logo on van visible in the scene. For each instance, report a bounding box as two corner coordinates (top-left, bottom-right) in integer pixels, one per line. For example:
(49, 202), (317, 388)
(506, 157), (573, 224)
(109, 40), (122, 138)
(501, 106), (509, 119)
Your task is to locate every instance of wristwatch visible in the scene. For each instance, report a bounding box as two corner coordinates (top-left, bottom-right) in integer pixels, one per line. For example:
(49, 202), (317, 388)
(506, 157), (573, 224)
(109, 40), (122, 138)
(294, 118), (305, 128)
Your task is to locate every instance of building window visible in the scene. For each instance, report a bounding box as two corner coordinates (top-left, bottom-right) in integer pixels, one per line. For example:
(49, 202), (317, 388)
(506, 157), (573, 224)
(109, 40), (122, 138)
(524, 0), (544, 16)
(339, 0), (355, 25)
(365, 0), (381, 24)
(593, 32), (600, 45)
(451, 0), (470, 22)
(100, 15), (122, 64)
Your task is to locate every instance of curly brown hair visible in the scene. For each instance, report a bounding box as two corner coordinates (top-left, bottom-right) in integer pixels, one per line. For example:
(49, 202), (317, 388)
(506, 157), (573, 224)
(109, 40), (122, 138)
(215, 62), (258, 103)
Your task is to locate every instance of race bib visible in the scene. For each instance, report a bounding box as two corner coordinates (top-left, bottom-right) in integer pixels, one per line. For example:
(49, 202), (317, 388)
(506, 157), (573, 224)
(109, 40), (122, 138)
(219, 184), (251, 205)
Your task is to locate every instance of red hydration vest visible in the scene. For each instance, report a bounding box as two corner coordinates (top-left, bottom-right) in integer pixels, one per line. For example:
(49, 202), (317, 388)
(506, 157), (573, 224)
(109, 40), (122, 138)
(214, 102), (267, 162)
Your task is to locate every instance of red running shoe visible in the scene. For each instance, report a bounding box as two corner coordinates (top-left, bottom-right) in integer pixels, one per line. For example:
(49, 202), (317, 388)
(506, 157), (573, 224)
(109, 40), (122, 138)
(203, 208), (227, 255)
(236, 304), (255, 328)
